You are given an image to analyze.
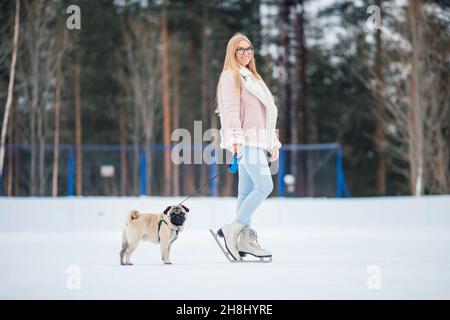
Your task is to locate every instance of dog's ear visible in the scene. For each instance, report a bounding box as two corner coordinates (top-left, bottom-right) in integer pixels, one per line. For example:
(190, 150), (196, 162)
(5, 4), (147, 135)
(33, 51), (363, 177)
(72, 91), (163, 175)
(181, 205), (190, 213)
(163, 206), (172, 215)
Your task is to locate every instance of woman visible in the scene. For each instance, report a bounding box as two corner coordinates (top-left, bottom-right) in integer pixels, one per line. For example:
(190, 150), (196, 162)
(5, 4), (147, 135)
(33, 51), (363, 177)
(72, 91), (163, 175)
(215, 33), (282, 260)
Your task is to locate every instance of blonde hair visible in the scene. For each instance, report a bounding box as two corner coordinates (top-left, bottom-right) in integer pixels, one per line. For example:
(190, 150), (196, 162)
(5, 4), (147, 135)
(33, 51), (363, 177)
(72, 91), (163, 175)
(215, 33), (262, 113)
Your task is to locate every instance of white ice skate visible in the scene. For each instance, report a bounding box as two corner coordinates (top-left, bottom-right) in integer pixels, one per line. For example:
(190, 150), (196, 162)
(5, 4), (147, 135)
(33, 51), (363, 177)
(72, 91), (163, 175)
(237, 228), (272, 262)
(209, 223), (272, 263)
(215, 221), (245, 260)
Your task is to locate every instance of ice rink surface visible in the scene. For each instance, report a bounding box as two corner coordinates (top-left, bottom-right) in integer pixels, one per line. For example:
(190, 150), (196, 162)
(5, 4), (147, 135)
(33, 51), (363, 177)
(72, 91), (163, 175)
(1, 196), (449, 299)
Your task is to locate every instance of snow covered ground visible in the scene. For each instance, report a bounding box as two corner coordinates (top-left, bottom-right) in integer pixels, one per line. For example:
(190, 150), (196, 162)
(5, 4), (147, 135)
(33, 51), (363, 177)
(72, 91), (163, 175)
(1, 196), (449, 299)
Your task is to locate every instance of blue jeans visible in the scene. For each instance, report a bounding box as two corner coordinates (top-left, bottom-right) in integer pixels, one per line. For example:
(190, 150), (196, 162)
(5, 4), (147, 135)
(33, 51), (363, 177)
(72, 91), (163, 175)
(234, 146), (274, 227)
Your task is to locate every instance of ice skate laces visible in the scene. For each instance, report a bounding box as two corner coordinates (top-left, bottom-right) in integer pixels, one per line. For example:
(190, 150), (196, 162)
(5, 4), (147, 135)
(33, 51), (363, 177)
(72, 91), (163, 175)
(248, 229), (262, 249)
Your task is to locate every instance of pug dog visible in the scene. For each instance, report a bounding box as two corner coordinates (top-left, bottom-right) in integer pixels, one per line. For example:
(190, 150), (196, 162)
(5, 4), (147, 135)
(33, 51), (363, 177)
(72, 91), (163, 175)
(120, 204), (189, 265)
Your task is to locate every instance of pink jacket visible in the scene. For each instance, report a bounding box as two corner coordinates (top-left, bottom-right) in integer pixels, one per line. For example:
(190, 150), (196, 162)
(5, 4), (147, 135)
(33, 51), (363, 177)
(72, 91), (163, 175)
(217, 67), (282, 153)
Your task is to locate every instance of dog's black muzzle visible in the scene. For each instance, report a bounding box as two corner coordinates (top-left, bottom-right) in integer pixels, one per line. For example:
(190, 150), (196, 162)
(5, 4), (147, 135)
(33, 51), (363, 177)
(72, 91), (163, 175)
(170, 213), (185, 226)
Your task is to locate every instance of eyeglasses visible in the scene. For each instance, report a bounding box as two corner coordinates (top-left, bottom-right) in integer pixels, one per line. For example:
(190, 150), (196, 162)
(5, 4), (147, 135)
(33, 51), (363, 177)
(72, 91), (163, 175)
(236, 46), (254, 55)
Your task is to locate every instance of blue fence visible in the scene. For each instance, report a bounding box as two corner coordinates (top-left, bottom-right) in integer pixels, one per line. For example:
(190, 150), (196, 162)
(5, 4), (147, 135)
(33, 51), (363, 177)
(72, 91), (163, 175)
(1, 143), (350, 197)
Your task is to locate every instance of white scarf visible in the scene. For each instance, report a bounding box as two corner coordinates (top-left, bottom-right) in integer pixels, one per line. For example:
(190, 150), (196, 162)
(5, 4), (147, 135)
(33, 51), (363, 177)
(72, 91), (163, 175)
(239, 66), (278, 149)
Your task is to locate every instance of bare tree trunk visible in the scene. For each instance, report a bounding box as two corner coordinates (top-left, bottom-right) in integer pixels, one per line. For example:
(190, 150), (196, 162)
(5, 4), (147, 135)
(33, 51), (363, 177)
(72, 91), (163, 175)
(13, 94), (20, 196)
(374, 7), (386, 195)
(279, 1), (291, 146)
(131, 59), (140, 197)
(408, 0), (424, 196)
(115, 48), (128, 196)
(52, 28), (65, 197)
(199, 0), (210, 196)
(184, 0), (196, 197)
(28, 1), (44, 196)
(74, 41), (83, 196)
(38, 97), (45, 195)
(132, 123), (139, 196)
(161, 6), (172, 196)
(295, 0), (309, 196)
(172, 37), (181, 196)
(143, 48), (157, 196)
(33, 1), (48, 196)
(7, 142), (12, 196)
(422, 11), (450, 194)
(118, 86), (127, 196)
(431, 126), (449, 192)
(280, 0), (293, 193)
(30, 99), (37, 195)
(0, 0), (20, 195)
(123, 31), (141, 196)
(6, 98), (15, 196)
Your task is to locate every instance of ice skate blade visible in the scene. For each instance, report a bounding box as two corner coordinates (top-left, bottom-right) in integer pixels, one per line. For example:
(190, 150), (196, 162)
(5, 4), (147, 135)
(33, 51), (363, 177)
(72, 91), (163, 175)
(209, 229), (272, 263)
(239, 251), (272, 259)
(238, 251), (272, 263)
(232, 257), (272, 263)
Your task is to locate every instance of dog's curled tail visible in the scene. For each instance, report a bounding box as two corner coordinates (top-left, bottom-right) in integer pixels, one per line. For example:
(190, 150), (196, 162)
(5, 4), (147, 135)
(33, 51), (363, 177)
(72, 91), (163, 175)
(127, 209), (140, 224)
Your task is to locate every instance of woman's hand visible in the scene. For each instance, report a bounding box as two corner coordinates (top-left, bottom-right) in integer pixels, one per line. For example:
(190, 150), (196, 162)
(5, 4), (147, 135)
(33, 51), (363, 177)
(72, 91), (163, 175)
(233, 144), (243, 159)
(269, 148), (279, 162)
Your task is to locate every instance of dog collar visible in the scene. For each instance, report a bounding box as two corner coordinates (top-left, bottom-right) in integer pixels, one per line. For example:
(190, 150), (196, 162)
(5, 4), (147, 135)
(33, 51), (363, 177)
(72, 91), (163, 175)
(158, 218), (180, 243)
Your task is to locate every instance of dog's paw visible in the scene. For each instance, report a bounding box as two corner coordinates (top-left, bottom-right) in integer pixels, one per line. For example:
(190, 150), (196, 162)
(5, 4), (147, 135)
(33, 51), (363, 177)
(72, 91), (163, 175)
(163, 261), (172, 265)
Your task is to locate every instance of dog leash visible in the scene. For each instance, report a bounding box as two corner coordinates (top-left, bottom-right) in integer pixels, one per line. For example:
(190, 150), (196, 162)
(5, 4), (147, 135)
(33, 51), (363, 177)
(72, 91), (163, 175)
(177, 153), (238, 206)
